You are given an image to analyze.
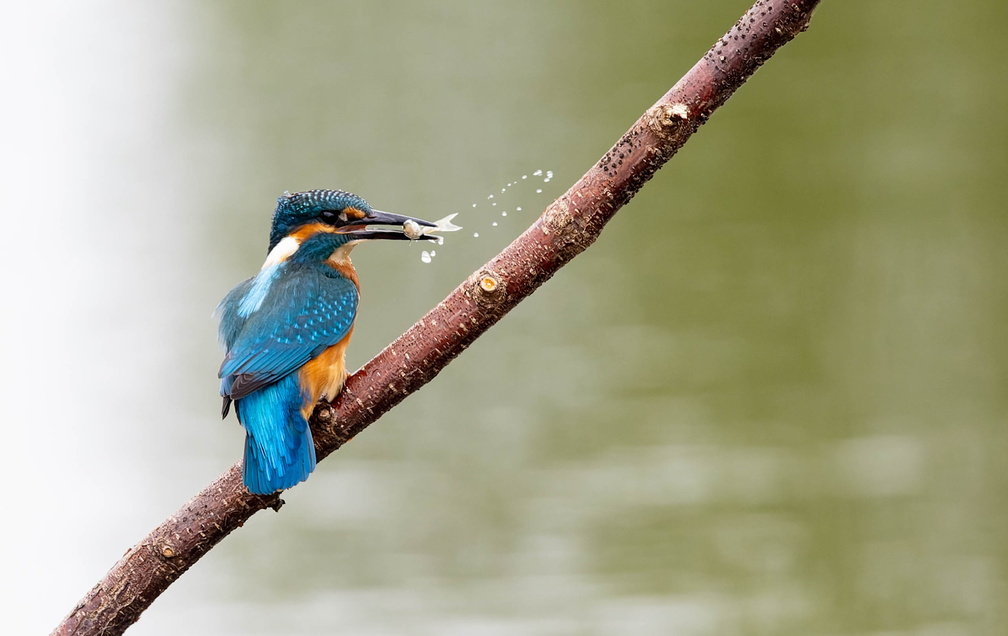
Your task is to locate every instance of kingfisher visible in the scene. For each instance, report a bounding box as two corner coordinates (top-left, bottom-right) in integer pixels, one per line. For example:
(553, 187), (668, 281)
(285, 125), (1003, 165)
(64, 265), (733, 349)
(217, 189), (445, 495)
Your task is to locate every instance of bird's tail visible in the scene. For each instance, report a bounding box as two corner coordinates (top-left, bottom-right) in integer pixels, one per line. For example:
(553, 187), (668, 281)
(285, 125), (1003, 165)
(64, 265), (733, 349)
(234, 374), (317, 495)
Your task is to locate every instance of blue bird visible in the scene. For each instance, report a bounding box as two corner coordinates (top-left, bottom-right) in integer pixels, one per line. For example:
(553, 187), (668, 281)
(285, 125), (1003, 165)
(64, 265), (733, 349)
(217, 189), (441, 495)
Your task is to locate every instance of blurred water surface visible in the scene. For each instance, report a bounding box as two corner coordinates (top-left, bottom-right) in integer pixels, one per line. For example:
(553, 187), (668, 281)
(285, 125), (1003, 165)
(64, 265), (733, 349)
(2, 1), (1006, 635)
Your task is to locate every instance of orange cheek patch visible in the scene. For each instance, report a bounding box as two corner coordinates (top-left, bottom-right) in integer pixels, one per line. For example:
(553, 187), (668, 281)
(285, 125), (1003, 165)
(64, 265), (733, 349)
(290, 222), (338, 242)
(344, 206), (367, 220)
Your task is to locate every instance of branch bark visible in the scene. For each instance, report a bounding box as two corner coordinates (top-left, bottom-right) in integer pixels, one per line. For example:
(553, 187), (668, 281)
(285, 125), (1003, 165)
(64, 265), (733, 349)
(53, 1), (822, 633)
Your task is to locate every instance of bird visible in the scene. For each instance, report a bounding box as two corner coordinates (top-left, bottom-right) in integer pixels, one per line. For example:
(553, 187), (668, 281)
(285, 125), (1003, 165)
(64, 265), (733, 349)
(216, 189), (442, 495)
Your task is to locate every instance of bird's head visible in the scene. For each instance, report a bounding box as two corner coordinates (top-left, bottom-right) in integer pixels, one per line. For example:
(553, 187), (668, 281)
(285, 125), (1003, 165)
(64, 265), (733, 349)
(268, 189), (440, 252)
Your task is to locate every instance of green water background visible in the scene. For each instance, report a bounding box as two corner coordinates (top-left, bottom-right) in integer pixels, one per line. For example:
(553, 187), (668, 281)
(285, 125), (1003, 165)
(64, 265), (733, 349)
(2, 2), (1005, 634)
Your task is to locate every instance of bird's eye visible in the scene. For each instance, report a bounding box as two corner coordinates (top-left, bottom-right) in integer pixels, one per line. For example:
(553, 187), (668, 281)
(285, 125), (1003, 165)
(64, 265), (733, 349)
(320, 210), (338, 223)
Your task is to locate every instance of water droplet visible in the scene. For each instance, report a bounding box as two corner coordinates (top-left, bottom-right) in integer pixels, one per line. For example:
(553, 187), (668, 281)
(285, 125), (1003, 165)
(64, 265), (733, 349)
(536, 189), (542, 193)
(430, 251), (436, 257)
(543, 178), (551, 183)
(473, 232), (480, 238)
(488, 194), (494, 199)
(546, 170), (554, 178)
(522, 175), (528, 179)
(501, 188), (506, 193)
(517, 207), (522, 211)
(533, 169), (543, 176)
(472, 203), (477, 208)
(501, 211), (507, 216)
(492, 202), (497, 206)
(420, 251), (432, 264)
(492, 222), (498, 227)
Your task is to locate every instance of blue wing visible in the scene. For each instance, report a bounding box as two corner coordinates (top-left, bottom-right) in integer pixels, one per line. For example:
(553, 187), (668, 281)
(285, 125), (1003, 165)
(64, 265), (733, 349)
(218, 262), (359, 402)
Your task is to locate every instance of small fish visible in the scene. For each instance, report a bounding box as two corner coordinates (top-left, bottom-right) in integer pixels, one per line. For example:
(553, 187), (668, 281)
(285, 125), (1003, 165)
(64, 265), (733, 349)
(403, 213), (462, 243)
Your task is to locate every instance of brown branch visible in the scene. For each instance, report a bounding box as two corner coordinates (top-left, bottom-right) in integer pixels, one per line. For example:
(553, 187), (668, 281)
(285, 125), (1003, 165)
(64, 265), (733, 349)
(53, 1), (822, 634)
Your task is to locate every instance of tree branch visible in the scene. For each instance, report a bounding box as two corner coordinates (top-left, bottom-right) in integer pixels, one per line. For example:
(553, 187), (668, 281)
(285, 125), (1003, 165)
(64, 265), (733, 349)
(53, 1), (822, 633)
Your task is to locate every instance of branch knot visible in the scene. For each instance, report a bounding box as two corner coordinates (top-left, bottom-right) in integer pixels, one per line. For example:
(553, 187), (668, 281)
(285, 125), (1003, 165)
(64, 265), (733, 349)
(646, 102), (692, 142)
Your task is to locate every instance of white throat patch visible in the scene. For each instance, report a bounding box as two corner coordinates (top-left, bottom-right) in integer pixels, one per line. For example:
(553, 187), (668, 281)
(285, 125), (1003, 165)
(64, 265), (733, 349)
(327, 240), (359, 266)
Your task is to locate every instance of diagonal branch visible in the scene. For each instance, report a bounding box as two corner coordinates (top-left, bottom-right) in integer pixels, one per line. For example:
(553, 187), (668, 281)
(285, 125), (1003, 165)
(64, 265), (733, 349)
(53, 1), (823, 634)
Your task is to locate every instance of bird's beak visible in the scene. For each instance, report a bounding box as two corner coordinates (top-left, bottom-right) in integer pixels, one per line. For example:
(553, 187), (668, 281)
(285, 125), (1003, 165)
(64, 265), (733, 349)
(337, 209), (440, 242)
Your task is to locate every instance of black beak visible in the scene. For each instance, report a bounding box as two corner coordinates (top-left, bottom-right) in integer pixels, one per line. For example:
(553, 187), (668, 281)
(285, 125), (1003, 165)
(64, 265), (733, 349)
(337, 209), (439, 242)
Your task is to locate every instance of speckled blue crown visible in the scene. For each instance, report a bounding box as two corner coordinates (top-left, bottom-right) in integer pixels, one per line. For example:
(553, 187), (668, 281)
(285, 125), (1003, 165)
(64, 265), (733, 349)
(268, 189), (372, 250)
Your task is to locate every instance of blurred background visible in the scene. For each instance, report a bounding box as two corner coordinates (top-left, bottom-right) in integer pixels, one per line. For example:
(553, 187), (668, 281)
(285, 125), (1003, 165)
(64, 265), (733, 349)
(2, 1), (1006, 634)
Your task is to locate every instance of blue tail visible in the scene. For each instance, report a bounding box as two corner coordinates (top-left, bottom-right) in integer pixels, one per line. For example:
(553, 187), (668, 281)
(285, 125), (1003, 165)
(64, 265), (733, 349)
(234, 374), (317, 495)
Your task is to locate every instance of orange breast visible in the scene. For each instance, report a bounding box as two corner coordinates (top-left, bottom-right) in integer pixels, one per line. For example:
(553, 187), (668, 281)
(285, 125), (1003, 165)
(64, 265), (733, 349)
(298, 326), (354, 419)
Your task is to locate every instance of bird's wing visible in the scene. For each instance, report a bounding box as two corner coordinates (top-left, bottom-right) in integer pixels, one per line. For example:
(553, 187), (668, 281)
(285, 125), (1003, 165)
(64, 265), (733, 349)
(219, 265), (359, 401)
(216, 277), (254, 352)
